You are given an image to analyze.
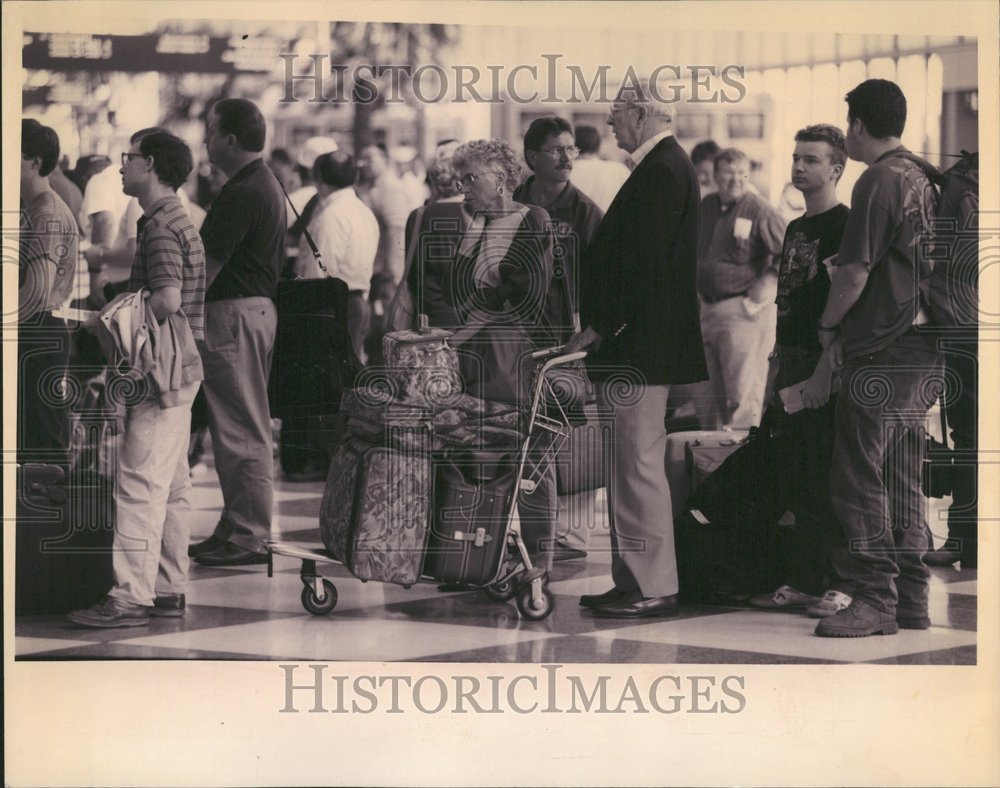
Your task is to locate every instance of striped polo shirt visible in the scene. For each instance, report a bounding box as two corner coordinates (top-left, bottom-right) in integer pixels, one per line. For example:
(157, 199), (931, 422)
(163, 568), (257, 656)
(128, 194), (206, 340)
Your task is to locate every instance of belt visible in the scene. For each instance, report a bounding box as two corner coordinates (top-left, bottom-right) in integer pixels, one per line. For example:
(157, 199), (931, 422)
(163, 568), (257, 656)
(702, 291), (748, 305)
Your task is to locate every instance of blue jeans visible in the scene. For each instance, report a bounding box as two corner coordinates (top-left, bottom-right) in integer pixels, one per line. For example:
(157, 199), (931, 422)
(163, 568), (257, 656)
(827, 333), (943, 614)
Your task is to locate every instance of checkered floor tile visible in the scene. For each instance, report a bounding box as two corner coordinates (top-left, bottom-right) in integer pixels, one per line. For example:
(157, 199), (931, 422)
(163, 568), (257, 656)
(16, 451), (978, 664)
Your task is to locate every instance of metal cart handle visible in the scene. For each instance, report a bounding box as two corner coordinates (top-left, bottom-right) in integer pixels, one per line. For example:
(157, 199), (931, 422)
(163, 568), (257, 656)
(531, 345), (588, 367)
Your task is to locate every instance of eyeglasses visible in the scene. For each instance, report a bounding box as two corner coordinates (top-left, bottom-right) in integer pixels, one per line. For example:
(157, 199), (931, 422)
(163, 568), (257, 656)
(121, 152), (146, 167)
(457, 170), (497, 190)
(536, 145), (580, 160)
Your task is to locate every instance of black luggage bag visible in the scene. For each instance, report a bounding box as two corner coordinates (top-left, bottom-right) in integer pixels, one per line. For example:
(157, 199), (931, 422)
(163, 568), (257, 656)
(269, 276), (362, 421)
(424, 450), (519, 586)
(16, 464), (115, 614)
(673, 428), (790, 603)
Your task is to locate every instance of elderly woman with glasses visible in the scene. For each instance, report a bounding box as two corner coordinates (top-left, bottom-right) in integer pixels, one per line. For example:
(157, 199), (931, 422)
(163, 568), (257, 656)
(444, 137), (572, 575)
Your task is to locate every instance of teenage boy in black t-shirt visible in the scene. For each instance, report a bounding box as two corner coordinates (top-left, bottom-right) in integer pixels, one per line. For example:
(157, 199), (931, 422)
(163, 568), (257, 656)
(751, 124), (851, 616)
(746, 125), (853, 615)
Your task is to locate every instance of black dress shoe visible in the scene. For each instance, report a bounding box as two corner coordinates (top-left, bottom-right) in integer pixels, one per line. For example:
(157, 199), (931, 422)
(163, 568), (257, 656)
(552, 543), (588, 563)
(579, 587), (636, 610)
(151, 594), (186, 617)
(592, 594), (680, 619)
(188, 535), (225, 558)
(194, 543), (268, 567)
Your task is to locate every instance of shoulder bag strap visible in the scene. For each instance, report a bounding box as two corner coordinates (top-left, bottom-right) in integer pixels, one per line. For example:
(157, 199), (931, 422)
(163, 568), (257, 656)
(401, 206), (426, 286)
(279, 180), (328, 276)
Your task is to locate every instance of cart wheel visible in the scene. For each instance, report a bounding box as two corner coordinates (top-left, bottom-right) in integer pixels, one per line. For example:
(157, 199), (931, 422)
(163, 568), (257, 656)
(516, 584), (554, 621)
(301, 580), (338, 615)
(485, 579), (517, 602)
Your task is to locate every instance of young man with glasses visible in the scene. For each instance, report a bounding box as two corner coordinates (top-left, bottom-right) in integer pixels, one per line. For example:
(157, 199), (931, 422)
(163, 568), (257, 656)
(514, 116), (604, 563)
(69, 131), (206, 627)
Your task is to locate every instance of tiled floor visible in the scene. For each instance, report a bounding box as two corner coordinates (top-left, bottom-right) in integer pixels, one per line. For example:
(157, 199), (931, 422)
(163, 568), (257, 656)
(15, 448), (978, 664)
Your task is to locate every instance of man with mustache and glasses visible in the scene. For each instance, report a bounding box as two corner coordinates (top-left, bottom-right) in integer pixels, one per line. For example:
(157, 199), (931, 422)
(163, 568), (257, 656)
(514, 116), (604, 564)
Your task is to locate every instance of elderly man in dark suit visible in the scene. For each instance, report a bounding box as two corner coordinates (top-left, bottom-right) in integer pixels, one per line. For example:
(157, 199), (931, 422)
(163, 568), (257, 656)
(565, 83), (707, 618)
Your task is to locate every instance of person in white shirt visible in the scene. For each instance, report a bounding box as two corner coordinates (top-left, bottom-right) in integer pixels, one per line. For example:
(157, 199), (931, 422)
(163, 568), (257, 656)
(569, 125), (630, 213)
(298, 150), (379, 363)
(79, 142), (131, 305)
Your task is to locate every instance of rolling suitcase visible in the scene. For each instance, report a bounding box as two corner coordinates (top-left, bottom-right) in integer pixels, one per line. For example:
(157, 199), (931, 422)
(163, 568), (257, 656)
(664, 429), (750, 516)
(318, 433), (432, 586)
(16, 464), (115, 614)
(423, 450), (519, 585)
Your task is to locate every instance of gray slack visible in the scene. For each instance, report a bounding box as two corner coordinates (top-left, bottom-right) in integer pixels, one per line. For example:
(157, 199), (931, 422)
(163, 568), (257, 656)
(199, 297), (277, 553)
(596, 382), (677, 597)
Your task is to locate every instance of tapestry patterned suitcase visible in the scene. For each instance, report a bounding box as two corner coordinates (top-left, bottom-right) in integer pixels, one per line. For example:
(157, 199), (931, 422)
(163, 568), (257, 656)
(664, 429), (750, 516)
(341, 387), (523, 451)
(319, 433), (432, 586)
(432, 394), (523, 449)
(340, 387), (435, 451)
(382, 316), (462, 407)
(423, 450), (519, 585)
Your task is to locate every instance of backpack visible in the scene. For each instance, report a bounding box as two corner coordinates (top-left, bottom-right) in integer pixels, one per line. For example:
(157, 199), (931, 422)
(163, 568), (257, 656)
(886, 150), (980, 328)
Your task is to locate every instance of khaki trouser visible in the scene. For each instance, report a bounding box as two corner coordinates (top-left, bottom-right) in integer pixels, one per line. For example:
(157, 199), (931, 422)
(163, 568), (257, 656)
(199, 297), (277, 553)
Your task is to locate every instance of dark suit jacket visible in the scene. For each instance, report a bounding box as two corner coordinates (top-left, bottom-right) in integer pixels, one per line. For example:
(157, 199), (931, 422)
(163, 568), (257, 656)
(405, 200), (468, 328)
(580, 135), (707, 386)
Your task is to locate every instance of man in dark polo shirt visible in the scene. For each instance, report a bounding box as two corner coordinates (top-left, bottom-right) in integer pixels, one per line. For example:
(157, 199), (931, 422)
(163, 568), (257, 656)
(189, 98), (287, 567)
(696, 148), (786, 429)
(514, 115), (604, 563)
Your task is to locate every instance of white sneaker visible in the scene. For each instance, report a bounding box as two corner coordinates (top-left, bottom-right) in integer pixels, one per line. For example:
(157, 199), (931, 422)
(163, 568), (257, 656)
(806, 589), (853, 618)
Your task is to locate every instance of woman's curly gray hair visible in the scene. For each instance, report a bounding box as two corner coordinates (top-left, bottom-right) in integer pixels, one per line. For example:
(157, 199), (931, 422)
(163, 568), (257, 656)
(427, 141), (462, 198)
(452, 138), (522, 191)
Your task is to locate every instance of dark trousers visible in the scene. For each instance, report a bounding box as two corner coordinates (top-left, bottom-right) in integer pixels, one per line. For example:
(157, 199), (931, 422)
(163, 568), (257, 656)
(941, 331), (978, 560)
(766, 345), (843, 595)
(17, 312), (72, 467)
(827, 334), (943, 615)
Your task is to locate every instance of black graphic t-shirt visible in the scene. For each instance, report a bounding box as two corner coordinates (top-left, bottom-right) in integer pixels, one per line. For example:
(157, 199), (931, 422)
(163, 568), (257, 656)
(775, 203), (850, 348)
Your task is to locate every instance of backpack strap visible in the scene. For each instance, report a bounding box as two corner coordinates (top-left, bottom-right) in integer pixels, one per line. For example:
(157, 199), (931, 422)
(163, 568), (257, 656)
(879, 149), (942, 183)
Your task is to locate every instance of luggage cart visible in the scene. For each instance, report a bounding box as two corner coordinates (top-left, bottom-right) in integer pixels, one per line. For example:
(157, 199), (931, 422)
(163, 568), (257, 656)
(266, 345), (588, 621)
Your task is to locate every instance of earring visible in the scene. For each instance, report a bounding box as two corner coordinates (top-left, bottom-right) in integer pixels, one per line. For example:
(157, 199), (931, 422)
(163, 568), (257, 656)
(497, 185), (505, 197)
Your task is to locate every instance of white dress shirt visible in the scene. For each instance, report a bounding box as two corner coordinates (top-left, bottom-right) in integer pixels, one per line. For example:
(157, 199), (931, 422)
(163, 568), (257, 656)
(629, 130), (675, 168)
(297, 187), (379, 296)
